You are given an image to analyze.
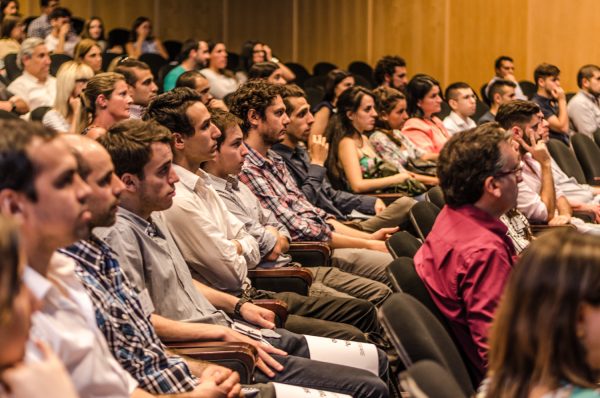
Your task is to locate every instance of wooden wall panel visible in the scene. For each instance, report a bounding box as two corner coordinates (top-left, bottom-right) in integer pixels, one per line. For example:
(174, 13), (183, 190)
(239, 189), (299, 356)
(87, 0), (155, 33)
(160, 0), (223, 42)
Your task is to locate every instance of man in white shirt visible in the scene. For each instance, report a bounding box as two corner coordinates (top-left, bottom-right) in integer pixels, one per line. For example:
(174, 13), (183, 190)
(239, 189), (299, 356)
(485, 55), (528, 101)
(44, 7), (79, 57)
(567, 64), (600, 138)
(7, 38), (56, 115)
(114, 59), (158, 119)
(443, 82), (477, 135)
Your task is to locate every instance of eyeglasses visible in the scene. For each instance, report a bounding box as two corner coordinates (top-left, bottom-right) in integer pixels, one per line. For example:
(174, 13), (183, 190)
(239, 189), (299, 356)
(494, 165), (523, 179)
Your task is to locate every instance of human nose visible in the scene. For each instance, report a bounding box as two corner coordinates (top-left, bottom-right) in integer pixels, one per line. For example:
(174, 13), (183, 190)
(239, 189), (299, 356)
(75, 173), (92, 203)
(282, 113), (290, 127)
(168, 165), (180, 184)
(112, 174), (125, 196)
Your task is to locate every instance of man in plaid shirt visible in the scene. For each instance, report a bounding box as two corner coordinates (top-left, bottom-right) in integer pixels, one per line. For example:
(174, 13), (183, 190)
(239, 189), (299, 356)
(231, 81), (395, 285)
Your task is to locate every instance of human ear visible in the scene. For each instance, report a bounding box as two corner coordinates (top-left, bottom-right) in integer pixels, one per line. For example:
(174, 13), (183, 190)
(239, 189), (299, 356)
(172, 132), (185, 151)
(482, 175), (501, 198)
(248, 109), (260, 128)
(0, 190), (24, 219)
(120, 173), (138, 193)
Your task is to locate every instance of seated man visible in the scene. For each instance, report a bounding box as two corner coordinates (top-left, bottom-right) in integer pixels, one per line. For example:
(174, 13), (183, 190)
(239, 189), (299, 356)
(414, 123), (519, 381)
(163, 40), (209, 92)
(442, 82), (477, 135)
(531, 63), (569, 144)
(176, 69), (228, 111)
(478, 79), (516, 125)
(95, 119), (390, 398)
(373, 55), (408, 92)
(273, 84), (415, 233)
(230, 80), (395, 285)
(567, 64), (600, 138)
(485, 55), (527, 101)
(44, 7), (78, 56)
(113, 59), (158, 119)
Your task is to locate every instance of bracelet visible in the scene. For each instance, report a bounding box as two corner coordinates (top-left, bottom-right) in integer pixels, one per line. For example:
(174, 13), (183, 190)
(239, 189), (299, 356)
(234, 297), (253, 317)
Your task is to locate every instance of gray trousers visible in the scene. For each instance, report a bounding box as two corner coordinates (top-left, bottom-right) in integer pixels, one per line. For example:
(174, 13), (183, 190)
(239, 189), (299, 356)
(331, 248), (393, 286)
(354, 196), (416, 232)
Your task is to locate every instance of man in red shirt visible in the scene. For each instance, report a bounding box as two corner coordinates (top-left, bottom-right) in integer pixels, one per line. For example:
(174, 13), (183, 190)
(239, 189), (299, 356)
(413, 123), (520, 382)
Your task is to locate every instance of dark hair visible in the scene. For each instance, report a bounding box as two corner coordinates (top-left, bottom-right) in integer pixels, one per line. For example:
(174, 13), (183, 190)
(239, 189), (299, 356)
(248, 61), (279, 81)
(228, 80), (284, 133)
(98, 119), (172, 178)
(177, 39), (199, 64)
(280, 84), (306, 116)
(129, 16), (153, 42)
(438, 122), (511, 206)
(487, 229), (600, 397)
(81, 16), (105, 41)
(0, 15), (21, 39)
(113, 59), (151, 86)
(144, 87), (203, 137)
(496, 100), (540, 131)
(577, 64), (600, 89)
(0, 0), (18, 19)
(488, 79), (517, 103)
(206, 41), (233, 77)
(176, 70), (205, 89)
(323, 69), (353, 103)
(325, 86), (374, 179)
(373, 55), (406, 86)
(48, 6), (70, 21)
(0, 120), (57, 201)
(494, 55), (514, 70)
(40, 0), (51, 7)
(372, 86), (405, 129)
(444, 82), (472, 102)
(239, 40), (261, 72)
(534, 63), (560, 87)
(211, 109), (243, 151)
(406, 74), (442, 118)
(0, 215), (20, 326)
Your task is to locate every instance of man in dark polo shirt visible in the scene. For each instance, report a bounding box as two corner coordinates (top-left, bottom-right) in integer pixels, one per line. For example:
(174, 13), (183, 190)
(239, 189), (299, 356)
(531, 63), (569, 144)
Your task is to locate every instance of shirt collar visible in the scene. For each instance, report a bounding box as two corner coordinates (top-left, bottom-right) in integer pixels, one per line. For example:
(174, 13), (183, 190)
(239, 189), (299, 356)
(449, 111), (470, 128)
(579, 89), (600, 103)
(453, 204), (515, 251)
(173, 163), (204, 192)
(23, 265), (52, 302)
(117, 206), (164, 238)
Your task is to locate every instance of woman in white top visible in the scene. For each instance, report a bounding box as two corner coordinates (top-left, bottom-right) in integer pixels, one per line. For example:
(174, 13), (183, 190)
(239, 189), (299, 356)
(200, 41), (240, 99)
(42, 61), (94, 134)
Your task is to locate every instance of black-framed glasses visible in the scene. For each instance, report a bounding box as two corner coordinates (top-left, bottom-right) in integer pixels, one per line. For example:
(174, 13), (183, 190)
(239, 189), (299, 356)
(494, 165), (523, 179)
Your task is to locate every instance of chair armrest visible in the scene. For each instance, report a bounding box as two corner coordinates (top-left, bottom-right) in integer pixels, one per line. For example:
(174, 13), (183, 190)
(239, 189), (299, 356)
(288, 241), (331, 267)
(530, 224), (576, 236)
(248, 267), (313, 296)
(166, 341), (257, 384)
(254, 298), (289, 326)
(366, 193), (406, 205)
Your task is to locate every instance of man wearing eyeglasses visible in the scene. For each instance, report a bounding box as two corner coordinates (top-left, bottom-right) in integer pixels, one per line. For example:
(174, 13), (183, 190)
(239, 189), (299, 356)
(413, 123), (520, 384)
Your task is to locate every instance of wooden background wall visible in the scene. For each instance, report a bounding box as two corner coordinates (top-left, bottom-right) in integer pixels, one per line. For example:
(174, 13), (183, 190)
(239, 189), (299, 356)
(19, 0), (600, 93)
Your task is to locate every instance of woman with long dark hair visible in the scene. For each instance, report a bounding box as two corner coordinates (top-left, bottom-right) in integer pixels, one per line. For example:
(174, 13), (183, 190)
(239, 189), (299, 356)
(125, 16), (168, 59)
(311, 69), (355, 138)
(200, 41), (241, 99)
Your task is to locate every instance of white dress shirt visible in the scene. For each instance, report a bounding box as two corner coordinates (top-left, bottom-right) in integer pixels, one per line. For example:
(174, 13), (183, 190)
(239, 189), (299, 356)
(8, 71), (56, 116)
(25, 252), (137, 397)
(443, 111), (477, 135)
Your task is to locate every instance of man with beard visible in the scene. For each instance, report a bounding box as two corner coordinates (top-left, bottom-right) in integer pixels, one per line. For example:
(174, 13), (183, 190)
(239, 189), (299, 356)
(568, 64), (600, 138)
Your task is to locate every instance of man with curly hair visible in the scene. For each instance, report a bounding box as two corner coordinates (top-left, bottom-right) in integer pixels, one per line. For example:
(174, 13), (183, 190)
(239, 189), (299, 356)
(373, 55), (408, 91)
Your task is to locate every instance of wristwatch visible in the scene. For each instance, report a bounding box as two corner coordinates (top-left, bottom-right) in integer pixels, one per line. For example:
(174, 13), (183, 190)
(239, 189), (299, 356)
(234, 297), (253, 316)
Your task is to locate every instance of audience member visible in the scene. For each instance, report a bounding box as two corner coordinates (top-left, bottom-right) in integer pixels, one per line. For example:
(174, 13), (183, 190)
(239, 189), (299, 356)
(414, 123), (519, 381)
(80, 16), (106, 51)
(238, 40), (295, 83)
(401, 74), (450, 157)
(0, 0), (18, 20)
(26, 0), (59, 39)
(485, 55), (527, 100)
(8, 37), (55, 113)
(373, 55), (408, 92)
(79, 72), (132, 138)
(482, 229), (600, 398)
(73, 38), (102, 73)
(442, 82), (477, 135)
(113, 58), (158, 119)
(532, 63), (570, 144)
(232, 80), (395, 285)
(175, 69), (228, 111)
(96, 119), (390, 397)
(568, 64), (600, 138)
(44, 7), (78, 56)
(105, 25), (126, 55)
(0, 15), (24, 59)
(477, 79), (516, 125)
(311, 68), (354, 137)
(247, 61), (287, 85)
(200, 41), (240, 99)
(42, 60), (93, 133)
(162, 39), (209, 92)
(125, 16), (168, 60)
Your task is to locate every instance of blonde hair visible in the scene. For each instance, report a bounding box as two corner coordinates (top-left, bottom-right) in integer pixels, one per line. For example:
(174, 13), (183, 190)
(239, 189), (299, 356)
(77, 72), (125, 134)
(54, 61), (94, 120)
(73, 38), (101, 65)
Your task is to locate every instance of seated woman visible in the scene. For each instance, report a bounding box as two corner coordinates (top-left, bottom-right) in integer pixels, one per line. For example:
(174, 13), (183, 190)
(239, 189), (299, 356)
(42, 61), (94, 134)
(311, 69), (355, 137)
(402, 74), (450, 158)
(247, 61), (287, 85)
(0, 0), (18, 21)
(326, 85), (418, 194)
(125, 16), (168, 60)
(200, 41), (241, 99)
(482, 229), (600, 398)
(80, 16), (107, 51)
(0, 215), (78, 398)
(73, 39), (102, 74)
(79, 72), (132, 138)
(370, 86), (439, 184)
(0, 15), (24, 60)
(238, 40), (295, 83)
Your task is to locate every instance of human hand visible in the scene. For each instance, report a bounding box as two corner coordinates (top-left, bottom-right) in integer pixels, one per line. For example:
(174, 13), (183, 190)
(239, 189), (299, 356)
(515, 129), (550, 165)
(263, 45), (272, 61)
(136, 25), (148, 41)
(58, 22), (70, 38)
(366, 239), (389, 253)
(374, 198), (386, 214)
(68, 96), (81, 113)
(1, 341), (78, 398)
(551, 86), (565, 101)
(221, 328), (286, 378)
(394, 172), (412, 184)
(308, 134), (329, 166)
(548, 214), (571, 226)
(194, 365), (241, 398)
(370, 226), (399, 241)
(208, 99), (228, 112)
(239, 302), (276, 330)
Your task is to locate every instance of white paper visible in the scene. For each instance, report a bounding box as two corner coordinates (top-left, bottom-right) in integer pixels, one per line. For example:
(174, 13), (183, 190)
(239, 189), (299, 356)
(349, 209), (372, 220)
(272, 382), (353, 398)
(304, 335), (379, 376)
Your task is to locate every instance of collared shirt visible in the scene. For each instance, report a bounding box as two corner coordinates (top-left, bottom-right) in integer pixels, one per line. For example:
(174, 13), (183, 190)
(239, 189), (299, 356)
(568, 90), (600, 138)
(443, 111), (477, 135)
(532, 93), (569, 144)
(27, 14), (51, 38)
(128, 104), (145, 120)
(414, 205), (516, 379)
(8, 71), (56, 115)
(518, 153), (566, 223)
(25, 253), (138, 397)
(60, 236), (197, 394)
(485, 76), (527, 101)
(401, 116), (450, 153)
(44, 32), (79, 57)
(209, 172), (292, 267)
(239, 145), (333, 241)
(95, 206), (230, 326)
(161, 165), (260, 295)
(272, 142), (376, 219)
